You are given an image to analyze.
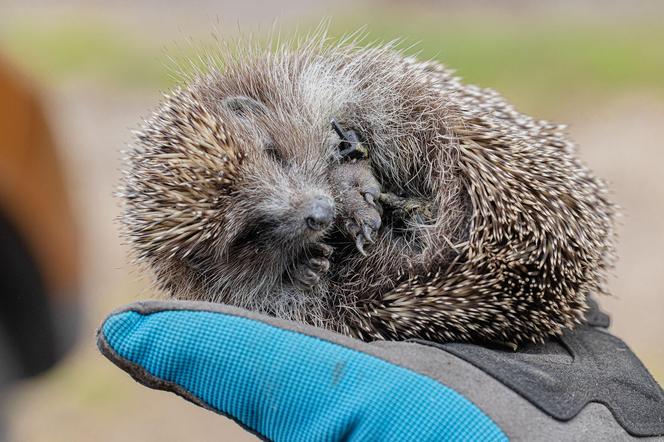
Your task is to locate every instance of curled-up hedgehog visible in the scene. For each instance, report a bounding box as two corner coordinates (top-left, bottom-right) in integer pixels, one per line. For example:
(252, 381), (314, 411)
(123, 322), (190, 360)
(119, 34), (617, 345)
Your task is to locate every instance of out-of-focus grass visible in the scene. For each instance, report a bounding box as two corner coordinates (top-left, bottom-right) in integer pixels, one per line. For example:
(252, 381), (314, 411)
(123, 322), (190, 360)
(0, 20), (173, 88)
(328, 15), (664, 110)
(1, 14), (663, 111)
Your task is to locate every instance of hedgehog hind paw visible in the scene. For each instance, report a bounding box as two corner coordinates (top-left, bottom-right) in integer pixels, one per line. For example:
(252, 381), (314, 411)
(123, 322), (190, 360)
(379, 192), (434, 225)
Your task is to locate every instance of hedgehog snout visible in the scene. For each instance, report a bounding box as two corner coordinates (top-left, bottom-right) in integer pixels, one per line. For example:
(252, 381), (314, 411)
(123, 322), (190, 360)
(304, 195), (335, 231)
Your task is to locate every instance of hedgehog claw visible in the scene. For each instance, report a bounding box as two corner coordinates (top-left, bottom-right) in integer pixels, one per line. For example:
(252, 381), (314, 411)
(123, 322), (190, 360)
(293, 267), (320, 289)
(355, 234), (367, 256)
(290, 242), (333, 290)
(309, 257), (330, 273)
(362, 224), (374, 243)
(312, 242), (334, 258)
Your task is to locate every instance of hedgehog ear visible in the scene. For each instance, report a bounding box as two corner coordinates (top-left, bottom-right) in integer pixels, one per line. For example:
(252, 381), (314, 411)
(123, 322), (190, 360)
(222, 96), (269, 119)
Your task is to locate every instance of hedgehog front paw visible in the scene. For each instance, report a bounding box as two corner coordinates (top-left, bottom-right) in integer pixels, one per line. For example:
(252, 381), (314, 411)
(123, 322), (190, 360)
(291, 242), (333, 289)
(330, 161), (382, 256)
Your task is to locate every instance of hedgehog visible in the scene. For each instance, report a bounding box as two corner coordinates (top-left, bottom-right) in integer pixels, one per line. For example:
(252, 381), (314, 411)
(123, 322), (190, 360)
(119, 34), (617, 345)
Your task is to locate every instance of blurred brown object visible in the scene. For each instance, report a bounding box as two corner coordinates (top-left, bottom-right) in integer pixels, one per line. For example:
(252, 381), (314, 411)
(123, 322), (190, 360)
(0, 55), (79, 297)
(0, 55), (80, 377)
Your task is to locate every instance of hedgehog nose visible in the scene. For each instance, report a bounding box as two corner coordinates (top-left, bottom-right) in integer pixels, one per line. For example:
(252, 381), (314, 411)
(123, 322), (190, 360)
(306, 196), (335, 231)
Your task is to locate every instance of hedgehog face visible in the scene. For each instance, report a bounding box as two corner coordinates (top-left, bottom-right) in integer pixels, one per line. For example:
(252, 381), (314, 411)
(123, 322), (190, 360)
(206, 135), (336, 301)
(216, 95), (336, 253)
(123, 87), (342, 303)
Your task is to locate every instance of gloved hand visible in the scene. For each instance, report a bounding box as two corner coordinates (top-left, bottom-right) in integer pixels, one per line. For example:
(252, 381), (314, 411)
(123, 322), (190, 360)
(97, 300), (505, 441)
(97, 300), (662, 441)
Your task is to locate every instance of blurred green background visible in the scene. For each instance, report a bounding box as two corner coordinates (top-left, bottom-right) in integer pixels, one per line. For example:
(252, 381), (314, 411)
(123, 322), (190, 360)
(1, 1), (663, 440)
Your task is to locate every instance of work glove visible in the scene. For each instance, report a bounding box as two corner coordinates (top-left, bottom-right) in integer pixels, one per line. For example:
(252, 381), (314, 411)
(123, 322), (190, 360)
(97, 300), (664, 441)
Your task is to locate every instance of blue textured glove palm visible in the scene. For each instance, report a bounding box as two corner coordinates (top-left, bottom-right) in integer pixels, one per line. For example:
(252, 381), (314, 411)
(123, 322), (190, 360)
(97, 301), (507, 441)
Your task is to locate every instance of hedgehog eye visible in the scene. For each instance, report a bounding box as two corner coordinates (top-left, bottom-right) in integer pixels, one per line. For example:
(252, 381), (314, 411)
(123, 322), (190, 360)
(264, 141), (285, 164)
